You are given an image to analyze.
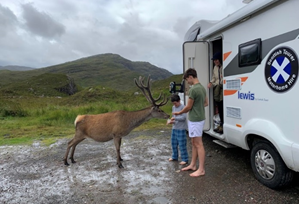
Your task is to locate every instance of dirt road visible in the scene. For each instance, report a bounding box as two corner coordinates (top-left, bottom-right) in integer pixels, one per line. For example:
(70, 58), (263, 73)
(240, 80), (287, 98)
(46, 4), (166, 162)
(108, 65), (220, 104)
(1, 129), (298, 204)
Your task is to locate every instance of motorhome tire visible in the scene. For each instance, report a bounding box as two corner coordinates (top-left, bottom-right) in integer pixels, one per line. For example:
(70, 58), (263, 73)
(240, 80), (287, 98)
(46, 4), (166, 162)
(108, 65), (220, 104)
(250, 141), (294, 189)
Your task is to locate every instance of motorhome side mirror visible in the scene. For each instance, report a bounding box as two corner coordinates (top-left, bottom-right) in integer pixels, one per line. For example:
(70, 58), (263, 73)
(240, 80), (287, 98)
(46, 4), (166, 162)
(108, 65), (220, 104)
(169, 81), (176, 93)
(179, 79), (185, 93)
(169, 81), (184, 93)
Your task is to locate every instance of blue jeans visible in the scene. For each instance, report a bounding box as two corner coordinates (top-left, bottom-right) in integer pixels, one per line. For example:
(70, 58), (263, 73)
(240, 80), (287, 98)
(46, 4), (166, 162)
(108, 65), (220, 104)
(171, 129), (188, 162)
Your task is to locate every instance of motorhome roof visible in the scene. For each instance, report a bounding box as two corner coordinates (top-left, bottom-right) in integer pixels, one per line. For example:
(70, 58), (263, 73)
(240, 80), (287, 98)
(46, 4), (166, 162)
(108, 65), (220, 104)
(184, 20), (218, 42)
(197, 0), (279, 40)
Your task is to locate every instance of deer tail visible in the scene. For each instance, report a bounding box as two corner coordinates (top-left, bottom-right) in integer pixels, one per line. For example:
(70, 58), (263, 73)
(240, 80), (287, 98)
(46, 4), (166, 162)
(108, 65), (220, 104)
(74, 115), (85, 127)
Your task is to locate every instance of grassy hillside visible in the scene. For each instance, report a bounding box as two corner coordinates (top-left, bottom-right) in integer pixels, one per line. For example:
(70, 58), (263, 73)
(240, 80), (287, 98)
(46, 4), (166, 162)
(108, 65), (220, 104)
(0, 73), (78, 97)
(0, 74), (184, 146)
(0, 53), (173, 91)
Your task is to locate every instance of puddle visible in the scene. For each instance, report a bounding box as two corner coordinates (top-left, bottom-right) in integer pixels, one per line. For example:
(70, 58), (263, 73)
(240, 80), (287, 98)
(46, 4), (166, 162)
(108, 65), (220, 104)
(0, 129), (298, 204)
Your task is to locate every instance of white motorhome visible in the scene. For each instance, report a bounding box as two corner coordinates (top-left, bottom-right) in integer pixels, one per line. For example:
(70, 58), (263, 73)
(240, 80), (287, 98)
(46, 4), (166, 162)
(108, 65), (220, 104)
(183, 0), (299, 189)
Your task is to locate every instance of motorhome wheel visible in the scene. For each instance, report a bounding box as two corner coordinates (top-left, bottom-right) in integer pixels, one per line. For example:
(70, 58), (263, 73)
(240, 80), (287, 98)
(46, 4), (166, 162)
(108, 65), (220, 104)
(250, 141), (294, 189)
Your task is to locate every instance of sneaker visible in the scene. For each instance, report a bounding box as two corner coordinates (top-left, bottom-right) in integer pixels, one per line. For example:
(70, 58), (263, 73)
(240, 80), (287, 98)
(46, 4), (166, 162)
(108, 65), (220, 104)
(217, 126), (223, 134)
(213, 126), (220, 132)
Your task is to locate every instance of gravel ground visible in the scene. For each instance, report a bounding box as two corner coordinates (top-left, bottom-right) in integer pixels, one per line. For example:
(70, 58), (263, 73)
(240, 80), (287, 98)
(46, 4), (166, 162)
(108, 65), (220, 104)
(0, 128), (299, 204)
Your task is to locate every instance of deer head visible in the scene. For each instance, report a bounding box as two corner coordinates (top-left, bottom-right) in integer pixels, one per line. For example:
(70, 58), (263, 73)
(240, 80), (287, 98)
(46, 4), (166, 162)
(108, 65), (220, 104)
(134, 75), (170, 119)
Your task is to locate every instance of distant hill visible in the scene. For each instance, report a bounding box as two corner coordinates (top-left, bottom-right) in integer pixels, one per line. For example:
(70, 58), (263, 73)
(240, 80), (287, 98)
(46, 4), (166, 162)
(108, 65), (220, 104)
(0, 54), (173, 91)
(59, 74), (184, 105)
(0, 65), (35, 71)
(0, 72), (183, 102)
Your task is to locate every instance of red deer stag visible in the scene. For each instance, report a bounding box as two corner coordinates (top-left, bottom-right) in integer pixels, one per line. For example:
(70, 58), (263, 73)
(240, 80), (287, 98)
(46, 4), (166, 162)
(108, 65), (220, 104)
(63, 75), (170, 168)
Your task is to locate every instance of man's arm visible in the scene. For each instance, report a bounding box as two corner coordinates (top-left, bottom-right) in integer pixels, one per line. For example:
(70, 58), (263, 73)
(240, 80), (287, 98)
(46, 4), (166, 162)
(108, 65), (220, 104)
(204, 96), (208, 107)
(174, 112), (187, 121)
(209, 66), (216, 87)
(173, 98), (194, 115)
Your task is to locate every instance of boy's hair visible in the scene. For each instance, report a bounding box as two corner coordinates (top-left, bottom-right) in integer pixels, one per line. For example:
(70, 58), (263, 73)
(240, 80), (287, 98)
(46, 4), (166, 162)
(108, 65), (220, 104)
(183, 68), (197, 79)
(171, 94), (180, 102)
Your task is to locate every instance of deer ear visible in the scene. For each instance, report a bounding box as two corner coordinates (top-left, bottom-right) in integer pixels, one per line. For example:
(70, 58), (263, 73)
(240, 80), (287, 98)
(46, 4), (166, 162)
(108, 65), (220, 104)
(151, 106), (157, 111)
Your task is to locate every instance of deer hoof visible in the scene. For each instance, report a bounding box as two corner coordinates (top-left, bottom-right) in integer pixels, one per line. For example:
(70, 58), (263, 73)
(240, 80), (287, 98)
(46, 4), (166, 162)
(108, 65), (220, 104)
(70, 158), (76, 163)
(118, 163), (124, 168)
(64, 160), (70, 166)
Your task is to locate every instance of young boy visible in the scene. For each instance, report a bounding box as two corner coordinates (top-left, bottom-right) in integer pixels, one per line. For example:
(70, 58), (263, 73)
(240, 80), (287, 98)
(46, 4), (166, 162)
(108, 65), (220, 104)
(167, 94), (188, 165)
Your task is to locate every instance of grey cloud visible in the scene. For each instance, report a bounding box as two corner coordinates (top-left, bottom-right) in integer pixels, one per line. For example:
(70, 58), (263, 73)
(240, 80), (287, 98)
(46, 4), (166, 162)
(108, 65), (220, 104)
(0, 0), (245, 73)
(173, 17), (193, 40)
(0, 4), (18, 36)
(21, 3), (65, 39)
(102, 7), (184, 73)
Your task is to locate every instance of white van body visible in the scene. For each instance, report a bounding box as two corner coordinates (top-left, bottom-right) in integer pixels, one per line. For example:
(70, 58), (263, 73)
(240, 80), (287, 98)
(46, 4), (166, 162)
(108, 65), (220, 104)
(183, 0), (299, 189)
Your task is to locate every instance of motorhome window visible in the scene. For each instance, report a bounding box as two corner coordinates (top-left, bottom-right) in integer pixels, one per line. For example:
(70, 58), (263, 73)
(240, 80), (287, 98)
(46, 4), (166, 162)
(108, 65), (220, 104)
(188, 28), (200, 41)
(239, 39), (261, 67)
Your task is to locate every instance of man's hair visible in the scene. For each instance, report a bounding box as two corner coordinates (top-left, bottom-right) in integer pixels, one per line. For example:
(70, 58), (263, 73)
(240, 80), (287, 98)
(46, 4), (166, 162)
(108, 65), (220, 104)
(183, 68), (197, 79)
(171, 94), (180, 102)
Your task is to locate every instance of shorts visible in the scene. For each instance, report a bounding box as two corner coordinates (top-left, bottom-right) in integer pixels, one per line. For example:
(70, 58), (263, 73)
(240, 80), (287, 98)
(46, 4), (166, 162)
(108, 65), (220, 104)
(187, 120), (205, 137)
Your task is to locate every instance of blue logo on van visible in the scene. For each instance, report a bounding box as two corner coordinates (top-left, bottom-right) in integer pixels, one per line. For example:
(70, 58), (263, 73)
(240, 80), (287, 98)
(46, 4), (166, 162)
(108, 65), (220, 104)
(265, 47), (298, 93)
(238, 91), (255, 100)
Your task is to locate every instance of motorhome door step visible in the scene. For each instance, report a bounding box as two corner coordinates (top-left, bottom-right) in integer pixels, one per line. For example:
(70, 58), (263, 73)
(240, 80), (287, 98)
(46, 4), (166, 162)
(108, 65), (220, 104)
(213, 140), (236, 148)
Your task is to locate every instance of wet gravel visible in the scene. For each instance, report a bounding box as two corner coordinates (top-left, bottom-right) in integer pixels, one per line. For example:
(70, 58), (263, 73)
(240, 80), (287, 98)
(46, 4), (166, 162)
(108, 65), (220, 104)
(0, 128), (299, 204)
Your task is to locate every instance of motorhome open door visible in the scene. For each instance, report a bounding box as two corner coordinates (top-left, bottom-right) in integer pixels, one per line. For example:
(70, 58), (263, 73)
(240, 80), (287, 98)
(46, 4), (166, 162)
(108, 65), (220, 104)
(183, 41), (210, 131)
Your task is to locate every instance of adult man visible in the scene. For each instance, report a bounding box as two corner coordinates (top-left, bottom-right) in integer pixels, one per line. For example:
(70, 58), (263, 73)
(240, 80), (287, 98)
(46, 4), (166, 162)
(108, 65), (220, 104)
(173, 68), (208, 177)
(208, 52), (223, 134)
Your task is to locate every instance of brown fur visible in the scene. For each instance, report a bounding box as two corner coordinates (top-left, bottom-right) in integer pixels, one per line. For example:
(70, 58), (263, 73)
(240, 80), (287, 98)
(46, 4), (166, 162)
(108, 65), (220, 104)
(64, 106), (169, 168)
(63, 76), (169, 168)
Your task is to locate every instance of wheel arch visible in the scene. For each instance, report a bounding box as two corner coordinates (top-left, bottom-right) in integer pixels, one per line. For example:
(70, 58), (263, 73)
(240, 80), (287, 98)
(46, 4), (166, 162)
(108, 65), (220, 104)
(242, 119), (294, 170)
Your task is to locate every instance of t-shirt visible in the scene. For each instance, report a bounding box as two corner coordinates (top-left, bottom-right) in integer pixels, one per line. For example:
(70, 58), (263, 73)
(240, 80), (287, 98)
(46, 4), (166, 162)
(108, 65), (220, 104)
(172, 103), (187, 130)
(188, 83), (206, 122)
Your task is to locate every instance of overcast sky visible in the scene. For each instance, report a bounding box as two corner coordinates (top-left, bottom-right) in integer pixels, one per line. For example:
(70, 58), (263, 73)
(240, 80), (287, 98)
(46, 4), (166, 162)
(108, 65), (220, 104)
(0, 0), (246, 74)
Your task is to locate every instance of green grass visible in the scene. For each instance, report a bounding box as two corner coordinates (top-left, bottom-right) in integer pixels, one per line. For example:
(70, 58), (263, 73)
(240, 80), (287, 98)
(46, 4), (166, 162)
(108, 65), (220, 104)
(0, 84), (174, 146)
(0, 59), (182, 146)
(0, 73), (75, 97)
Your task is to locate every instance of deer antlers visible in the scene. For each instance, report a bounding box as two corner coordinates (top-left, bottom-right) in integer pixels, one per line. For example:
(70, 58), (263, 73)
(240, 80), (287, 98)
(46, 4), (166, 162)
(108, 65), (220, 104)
(134, 75), (168, 107)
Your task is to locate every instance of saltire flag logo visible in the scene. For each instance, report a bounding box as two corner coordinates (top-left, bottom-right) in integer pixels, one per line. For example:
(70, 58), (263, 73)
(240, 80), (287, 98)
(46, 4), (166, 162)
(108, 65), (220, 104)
(265, 47), (298, 93)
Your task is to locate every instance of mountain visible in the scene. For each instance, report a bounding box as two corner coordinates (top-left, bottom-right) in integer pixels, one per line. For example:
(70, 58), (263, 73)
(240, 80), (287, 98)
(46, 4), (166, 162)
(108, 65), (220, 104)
(0, 65), (35, 71)
(0, 53), (173, 91)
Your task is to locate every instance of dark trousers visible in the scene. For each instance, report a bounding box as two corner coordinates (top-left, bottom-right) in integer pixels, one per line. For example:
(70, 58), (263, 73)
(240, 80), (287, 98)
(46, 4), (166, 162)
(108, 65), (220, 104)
(215, 100), (223, 125)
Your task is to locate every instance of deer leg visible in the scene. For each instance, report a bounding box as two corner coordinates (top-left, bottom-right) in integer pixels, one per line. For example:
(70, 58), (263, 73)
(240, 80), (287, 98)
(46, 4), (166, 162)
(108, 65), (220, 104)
(119, 138), (123, 161)
(69, 138), (85, 163)
(113, 137), (124, 168)
(64, 133), (85, 166)
(64, 138), (74, 166)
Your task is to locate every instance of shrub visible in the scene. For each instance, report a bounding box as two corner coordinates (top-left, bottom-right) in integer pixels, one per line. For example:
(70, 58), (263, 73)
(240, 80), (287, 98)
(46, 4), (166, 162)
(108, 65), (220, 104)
(0, 103), (28, 117)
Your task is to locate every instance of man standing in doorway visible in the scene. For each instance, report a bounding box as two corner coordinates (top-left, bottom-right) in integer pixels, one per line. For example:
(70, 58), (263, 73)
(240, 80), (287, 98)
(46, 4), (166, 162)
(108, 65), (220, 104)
(173, 68), (208, 177)
(208, 52), (223, 134)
